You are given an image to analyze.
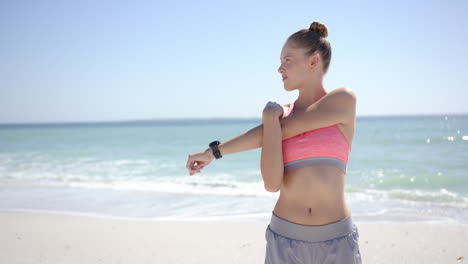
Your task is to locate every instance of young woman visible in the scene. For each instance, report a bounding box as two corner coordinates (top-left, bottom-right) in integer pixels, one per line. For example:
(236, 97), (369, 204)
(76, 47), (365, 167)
(186, 21), (362, 264)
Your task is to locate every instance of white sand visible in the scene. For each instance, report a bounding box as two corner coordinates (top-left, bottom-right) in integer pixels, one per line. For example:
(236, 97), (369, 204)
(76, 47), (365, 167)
(1, 210), (467, 264)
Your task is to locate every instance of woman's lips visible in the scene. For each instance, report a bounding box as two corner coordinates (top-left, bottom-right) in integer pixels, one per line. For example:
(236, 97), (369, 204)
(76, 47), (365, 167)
(282, 77), (288, 81)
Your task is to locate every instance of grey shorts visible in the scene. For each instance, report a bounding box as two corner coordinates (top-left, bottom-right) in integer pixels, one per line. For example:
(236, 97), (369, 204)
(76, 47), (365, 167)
(265, 211), (362, 264)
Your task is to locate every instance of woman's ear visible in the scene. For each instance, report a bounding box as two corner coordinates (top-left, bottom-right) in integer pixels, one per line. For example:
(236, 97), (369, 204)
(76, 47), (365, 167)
(309, 53), (320, 68)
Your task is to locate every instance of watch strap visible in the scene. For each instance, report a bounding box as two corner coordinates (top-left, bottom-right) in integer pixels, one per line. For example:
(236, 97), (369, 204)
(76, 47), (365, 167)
(209, 141), (223, 159)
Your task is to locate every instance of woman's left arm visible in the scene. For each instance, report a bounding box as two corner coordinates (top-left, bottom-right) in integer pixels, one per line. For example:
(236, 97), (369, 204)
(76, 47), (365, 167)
(280, 88), (356, 140)
(260, 116), (284, 192)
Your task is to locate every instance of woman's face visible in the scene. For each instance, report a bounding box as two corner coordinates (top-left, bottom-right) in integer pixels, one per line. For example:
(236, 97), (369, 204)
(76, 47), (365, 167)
(278, 41), (318, 90)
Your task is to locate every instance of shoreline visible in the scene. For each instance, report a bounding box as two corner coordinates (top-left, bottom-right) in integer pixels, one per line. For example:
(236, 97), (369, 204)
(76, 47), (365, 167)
(2, 178), (467, 225)
(1, 210), (467, 264)
(0, 208), (462, 225)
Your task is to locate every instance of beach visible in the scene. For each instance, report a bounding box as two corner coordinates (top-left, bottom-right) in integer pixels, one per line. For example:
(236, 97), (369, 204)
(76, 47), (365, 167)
(1, 210), (467, 264)
(1, 118), (468, 263)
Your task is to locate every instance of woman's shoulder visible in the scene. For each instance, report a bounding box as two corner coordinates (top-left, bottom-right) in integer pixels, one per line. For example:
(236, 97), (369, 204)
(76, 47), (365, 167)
(304, 87), (356, 110)
(320, 87), (356, 120)
(328, 87), (356, 99)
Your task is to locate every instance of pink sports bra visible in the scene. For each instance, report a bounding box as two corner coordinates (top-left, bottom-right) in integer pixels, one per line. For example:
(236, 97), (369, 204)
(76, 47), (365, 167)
(282, 101), (351, 174)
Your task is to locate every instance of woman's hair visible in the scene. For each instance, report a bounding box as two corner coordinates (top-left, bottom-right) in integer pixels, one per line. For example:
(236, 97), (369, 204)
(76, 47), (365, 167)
(287, 21), (332, 74)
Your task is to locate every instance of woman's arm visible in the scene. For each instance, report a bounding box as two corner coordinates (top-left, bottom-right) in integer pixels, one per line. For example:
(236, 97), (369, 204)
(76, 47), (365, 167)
(203, 105), (291, 157)
(280, 88), (356, 139)
(188, 121), (268, 176)
(189, 91), (355, 176)
(202, 122), (264, 158)
(203, 89), (355, 158)
(260, 117), (284, 192)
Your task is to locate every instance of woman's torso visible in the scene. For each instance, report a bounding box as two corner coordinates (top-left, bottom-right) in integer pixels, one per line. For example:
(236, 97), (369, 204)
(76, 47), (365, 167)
(273, 92), (355, 225)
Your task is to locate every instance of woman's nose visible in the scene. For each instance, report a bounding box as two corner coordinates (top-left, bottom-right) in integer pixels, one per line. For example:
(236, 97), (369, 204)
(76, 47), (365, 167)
(278, 66), (284, 74)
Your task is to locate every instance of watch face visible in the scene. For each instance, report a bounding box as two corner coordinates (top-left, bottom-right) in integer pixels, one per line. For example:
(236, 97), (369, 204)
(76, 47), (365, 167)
(210, 141), (220, 147)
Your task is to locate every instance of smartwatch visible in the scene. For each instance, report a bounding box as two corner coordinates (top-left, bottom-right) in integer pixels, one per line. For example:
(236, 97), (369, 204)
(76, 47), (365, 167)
(209, 140), (223, 159)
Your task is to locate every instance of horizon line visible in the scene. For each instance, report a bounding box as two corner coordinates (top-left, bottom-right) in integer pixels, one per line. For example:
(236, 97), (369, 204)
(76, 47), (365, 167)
(1, 112), (467, 126)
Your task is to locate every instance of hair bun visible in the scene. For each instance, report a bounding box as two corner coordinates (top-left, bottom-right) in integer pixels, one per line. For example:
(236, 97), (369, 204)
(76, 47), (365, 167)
(309, 21), (328, 38)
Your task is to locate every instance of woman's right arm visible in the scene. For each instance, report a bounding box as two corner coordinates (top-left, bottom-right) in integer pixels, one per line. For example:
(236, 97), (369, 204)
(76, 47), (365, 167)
(207, 104), (290, 156)
(186, 122), (265, 176)
(213, 122), (264, 155)
(187, 105), (291, 176)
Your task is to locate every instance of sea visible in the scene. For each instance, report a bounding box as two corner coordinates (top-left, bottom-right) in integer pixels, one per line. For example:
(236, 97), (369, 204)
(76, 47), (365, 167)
(1, 115), (467, 224)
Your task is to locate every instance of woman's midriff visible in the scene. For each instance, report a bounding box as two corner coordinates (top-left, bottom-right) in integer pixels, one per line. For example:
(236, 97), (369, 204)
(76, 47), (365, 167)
(273, 165), (351, 226)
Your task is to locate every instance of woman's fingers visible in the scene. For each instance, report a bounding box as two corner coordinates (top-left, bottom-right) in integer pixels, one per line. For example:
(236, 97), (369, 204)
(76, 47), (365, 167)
(187, 151), (209, 175)
(187, 156), (195, 175)
(187, 155), (198, 170)
(188, 162), (202, 175)
(190, 164), (204, 175)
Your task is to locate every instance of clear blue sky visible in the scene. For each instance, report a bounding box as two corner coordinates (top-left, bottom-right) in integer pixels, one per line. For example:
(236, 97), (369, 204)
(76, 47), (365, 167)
(1, 0), (467, 124)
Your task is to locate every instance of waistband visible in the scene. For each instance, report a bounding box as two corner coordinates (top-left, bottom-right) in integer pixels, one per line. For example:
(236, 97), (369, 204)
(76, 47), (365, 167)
(284, 157), (347, 174)
(268, 211), (355, 242)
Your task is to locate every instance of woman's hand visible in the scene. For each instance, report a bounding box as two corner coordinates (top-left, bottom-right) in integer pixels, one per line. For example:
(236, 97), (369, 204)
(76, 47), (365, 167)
(186, 148), (214, 176)
(263, 101), (284, 122)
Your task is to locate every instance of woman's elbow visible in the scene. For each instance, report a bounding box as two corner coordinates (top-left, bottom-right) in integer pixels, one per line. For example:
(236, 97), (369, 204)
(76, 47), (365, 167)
(263, 177), (282, 193)
(265, 184), (280, 193)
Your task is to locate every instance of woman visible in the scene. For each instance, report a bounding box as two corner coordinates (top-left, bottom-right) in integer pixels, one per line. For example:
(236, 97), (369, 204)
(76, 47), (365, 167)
(186, 21), (361, 264)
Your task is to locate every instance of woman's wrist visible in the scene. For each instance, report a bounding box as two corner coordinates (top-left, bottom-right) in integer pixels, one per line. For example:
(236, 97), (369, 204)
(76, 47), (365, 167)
(204, 147), (215, 160)
(263, 116), (281, 125)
